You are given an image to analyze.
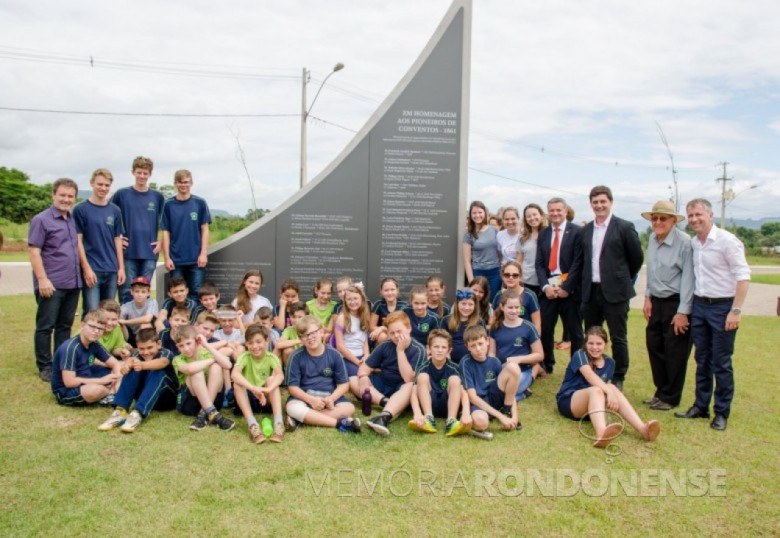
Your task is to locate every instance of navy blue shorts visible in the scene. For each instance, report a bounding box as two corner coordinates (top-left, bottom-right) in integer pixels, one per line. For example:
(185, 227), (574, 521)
(286, 394), (350, 406)
(430, 390), (449, 419)
(177, 385), (224, 416)
(238, 390), (273, 414)
(557, 392), (577, 420)
(370, 374), (403, 398)
(470, 381), (506, 414)
(344, 360), (360, 377)
(53, 387), (87, 406)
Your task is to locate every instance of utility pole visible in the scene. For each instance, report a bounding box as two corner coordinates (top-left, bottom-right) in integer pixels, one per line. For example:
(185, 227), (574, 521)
(716, 162), (732, 229)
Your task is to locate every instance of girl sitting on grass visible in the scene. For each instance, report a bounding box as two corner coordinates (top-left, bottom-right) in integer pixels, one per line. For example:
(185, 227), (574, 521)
(556, 326), (661, 448)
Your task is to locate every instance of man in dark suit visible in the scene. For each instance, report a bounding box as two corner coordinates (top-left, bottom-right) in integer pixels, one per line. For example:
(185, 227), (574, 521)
(581, 185), (644, 390)
(535, 197), (583, 375)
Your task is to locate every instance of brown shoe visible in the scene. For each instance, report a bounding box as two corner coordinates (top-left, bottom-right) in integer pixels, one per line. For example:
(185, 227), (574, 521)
(650, 400), (673, 411)
(249, 423), (266, 444)
(644, 420), (661, 441)
(643, 396), (659, 405)
(269, 422), (284, 443)
(593, 423), (624, 448)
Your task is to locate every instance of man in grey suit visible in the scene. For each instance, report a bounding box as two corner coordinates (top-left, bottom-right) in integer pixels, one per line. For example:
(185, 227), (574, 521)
(581, 185), (644, 390)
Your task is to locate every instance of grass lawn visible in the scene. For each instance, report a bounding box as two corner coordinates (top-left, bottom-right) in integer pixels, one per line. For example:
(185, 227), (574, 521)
(751, 273), (780, 286)
(0, 294), (778, 535)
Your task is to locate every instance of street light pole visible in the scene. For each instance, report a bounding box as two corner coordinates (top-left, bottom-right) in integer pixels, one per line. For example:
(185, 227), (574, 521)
(299, 63), (345, 189)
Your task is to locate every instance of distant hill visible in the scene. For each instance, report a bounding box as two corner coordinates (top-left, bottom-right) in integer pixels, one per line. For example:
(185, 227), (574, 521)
(211, 209), (236, 217)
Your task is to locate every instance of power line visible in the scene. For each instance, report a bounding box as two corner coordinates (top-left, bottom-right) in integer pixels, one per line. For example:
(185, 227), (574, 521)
(0, 106), (298, 118)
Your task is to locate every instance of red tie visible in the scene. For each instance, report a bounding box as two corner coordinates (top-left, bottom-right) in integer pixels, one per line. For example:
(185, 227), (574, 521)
(548, 227), (560, 272)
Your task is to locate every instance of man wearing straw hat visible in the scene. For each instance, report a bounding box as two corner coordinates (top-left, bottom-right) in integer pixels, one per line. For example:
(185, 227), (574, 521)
(641, 200), (693, 411)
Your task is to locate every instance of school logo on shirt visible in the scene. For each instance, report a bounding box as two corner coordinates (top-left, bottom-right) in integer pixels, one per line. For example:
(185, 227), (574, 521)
(420, 323), (430, 333)
(190, 212), (198, 221)
(519, 306), (525, 316)
(440, 378), (448, 390)
(485, 370), (496, 383)
(147, 203), (156, 212)
(106, 216), (114, 227)
(322, 368), (334, 378)
(513, 337), (524, 347)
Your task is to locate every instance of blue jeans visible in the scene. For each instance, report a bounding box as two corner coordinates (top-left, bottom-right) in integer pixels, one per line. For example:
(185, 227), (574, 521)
(121, 259), (158, 304)
(691, 297), (736, 418)
(170, 265), (205, 302)
(113, 368), (178, 417)
(34, 288), (80, 372)
(81, 271), (118, 317)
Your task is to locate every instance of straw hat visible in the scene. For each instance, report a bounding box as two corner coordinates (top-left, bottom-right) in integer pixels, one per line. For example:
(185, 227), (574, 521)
(641, 200), (685, 223)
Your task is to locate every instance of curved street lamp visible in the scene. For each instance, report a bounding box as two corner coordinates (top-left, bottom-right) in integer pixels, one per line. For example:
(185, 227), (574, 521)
(300, 63), (345, 189)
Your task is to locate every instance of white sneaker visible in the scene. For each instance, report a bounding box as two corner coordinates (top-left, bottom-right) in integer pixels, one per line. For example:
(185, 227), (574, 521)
(120, 410), (143, 433)
(469, 429), (494, 440)
(98, 409), (125, 431)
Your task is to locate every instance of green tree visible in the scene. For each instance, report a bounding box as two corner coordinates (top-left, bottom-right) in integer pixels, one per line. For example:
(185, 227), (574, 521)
(245, 208), (268, 221)
(0, 167), (52, 223)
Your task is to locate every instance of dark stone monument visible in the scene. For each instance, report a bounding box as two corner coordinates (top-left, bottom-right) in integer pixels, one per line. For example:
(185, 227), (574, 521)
(202, 0), (471, 305)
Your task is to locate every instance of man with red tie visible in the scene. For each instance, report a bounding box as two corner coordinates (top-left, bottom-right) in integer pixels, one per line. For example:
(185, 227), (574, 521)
(535, 197), (584, 375)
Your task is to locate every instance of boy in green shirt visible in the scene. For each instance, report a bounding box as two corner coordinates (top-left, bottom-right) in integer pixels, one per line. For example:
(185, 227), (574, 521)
(172, 325), (235, 431)
(232, 325), (285, 444)
(274, 301), (308, 367)
(98, 299), (131, 361)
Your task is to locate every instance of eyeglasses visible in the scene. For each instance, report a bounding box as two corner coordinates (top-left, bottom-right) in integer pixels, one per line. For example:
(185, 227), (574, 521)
(502, 273), (521, 278)
(650, 215), (671, 222)
(84, 323), (105, 333)
(302, 329), (322, 339)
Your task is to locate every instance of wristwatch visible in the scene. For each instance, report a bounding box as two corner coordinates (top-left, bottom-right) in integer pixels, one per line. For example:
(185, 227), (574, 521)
(731, 307), (742, 315)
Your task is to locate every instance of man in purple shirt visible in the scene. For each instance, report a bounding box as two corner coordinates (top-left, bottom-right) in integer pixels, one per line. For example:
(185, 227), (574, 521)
(28, 178), (83, 382)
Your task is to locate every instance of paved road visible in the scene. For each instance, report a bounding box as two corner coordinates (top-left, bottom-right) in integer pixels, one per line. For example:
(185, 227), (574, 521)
(2, 262), (779, 315)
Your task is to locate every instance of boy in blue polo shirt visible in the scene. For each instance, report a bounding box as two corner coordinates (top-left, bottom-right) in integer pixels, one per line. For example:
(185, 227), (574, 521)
(73, 168), (125, 316)
(51, 310), (122, 406)
(98, 328), (178, 433)
(360, 311), (427, 436)
(111, 156), (164, 305)
(155, 276), (198, 332)
(460, 325), (522, 439)
(408, 329), (471, 437)
(285, 315), (361, 433)
(160, 169), (211, 301)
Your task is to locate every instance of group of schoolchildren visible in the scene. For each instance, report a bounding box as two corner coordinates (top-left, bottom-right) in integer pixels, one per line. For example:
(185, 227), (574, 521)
(52, 263), (660, 448)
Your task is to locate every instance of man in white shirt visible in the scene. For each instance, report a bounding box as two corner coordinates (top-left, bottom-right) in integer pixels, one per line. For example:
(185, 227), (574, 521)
(675, 198), (750, 431)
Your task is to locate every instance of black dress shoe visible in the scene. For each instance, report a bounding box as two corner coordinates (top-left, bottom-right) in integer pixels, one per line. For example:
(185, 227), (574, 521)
(613, 379), (624, 392)
(650, 400), (673, 411)
(39, 368), (52, 383)
(674, 405), (710, 419)
(710, 414), (728, 431)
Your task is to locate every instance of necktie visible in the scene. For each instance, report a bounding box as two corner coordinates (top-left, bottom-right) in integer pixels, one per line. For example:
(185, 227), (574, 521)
(548, 227), (560, 272)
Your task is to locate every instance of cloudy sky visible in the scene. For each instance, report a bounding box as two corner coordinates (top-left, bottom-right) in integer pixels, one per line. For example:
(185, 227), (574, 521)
(2, 0), (778, 224)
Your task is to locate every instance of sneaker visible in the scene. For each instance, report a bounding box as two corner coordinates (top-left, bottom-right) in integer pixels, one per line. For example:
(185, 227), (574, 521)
(424, 414), (438, 432)
(337, 416), (361, 433)
(98, 393), (115, 407)
(269, 422), (285, 443)
(285, 415), (301, 432)
(366, 414), (390, 436)
(210, 412), (236, 432)
(39, 368), (52, 383)
(98, 409), (125, 431)
(190, 410), (209, 431)
(120, 410), (143, 433)
(469, 429), (494, 440)
(249, 423), (265, 444)
(444, 418), (471, 437)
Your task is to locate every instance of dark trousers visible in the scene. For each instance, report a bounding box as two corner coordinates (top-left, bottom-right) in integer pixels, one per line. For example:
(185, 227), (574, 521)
(691, 297), (736, 418)
(645, 296), (692, 406)
(582, 286), (630, 381)
(113, 368), (178, 417)
(540, 295), (583, 373)
(34, 288), (80, 372)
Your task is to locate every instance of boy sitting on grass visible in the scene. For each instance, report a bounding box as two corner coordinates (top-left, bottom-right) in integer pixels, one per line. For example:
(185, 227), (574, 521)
(98, 328), (178, 433)
(285, 315), (361, 433)
(51, 310), (122, 406)
(360, 311), (427, 436)
(232, 325), (285, 444)
(274, 300), (308, 367)
(98, 299), (132, 362)
(119, 276), (158, 347)
(159, 305), (190, 356)
(155, 276), (198, 332)
(408, 329), (472, 437)
(172, 325), (235, 431)
(460, 325), (522, 440)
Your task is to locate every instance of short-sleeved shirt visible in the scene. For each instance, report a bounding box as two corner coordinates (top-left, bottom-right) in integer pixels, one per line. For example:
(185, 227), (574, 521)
(442, 316), (484, 363)
(98, 326), (126, 354)
(51, 335), (112, 393)
(491, 288), (540, 321)
(462, 226), (500, 270)
(517, 236), (540, 287)
(496, 229), (520, 264)
(172, 348), (214, 387)
(286, 345), (348, 394)
(120, 299), (159, 334)
(134, 347), (176, 379)
(28, 206), (82, 290)
(414, 358), (460, 394)
(214, 328), (244, 343)
(160, 297), (199, 324)
(365, 339), (426, 388)
(459, 355), (503, 400)
(402, 307), (440, 346)
(235, 350), (281, 387)
(110, 187), (164, 260)
(490, 321), (539, 369)
(427, 303), (452, 318)
(272, 304), (294, 329)
(556, 350), (615, 401)
(72, 200), (124, 272)
(159, 329), (179, 356)
(371, 298), (408, 327)
(306, 299), (337, 327)
(160, 195), (211, 265)
(280, 326), (302, 350)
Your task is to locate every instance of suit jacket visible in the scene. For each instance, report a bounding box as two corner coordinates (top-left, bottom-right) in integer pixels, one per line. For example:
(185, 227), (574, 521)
(535, 222), (584, 298)
(581, 215), (644, 303)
